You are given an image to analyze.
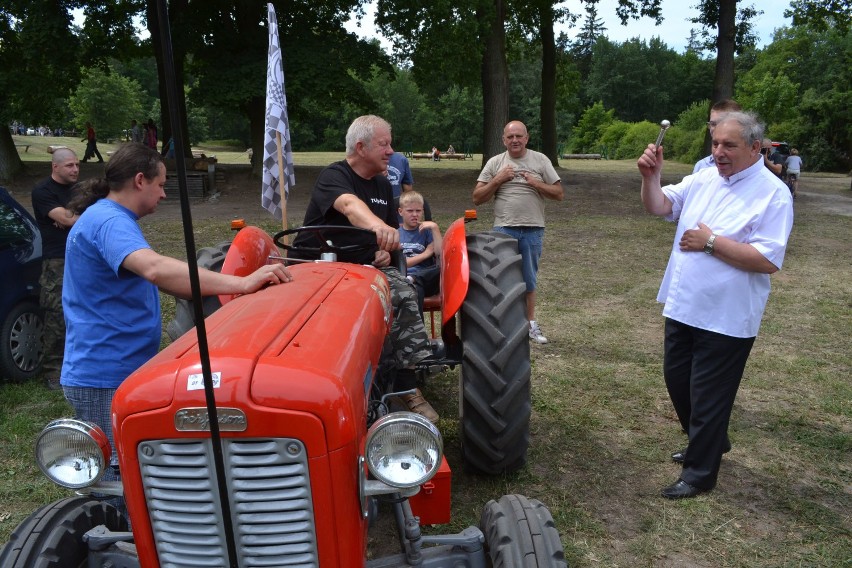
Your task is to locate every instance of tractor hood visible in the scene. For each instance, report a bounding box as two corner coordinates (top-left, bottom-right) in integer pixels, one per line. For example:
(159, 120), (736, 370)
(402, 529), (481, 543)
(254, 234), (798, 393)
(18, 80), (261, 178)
(114, 262), (391, 453)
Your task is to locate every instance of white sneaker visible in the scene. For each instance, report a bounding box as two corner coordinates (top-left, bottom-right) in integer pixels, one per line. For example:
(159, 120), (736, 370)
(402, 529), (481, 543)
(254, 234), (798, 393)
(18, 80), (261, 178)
(529, 321), (548, 344)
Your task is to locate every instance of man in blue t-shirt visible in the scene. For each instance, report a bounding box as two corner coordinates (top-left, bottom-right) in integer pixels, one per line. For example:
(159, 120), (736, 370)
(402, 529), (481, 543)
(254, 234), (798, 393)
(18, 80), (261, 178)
(398, 191), (441, 317)
(62, 143), (293, 491)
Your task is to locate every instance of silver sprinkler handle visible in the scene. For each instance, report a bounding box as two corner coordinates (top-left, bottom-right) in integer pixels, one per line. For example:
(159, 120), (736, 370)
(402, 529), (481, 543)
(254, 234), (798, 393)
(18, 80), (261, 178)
(654, 120), (671, 150)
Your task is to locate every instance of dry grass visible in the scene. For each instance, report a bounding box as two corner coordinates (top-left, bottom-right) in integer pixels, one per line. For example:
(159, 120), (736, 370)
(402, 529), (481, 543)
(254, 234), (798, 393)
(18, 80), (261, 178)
(1, 153), (850, 566)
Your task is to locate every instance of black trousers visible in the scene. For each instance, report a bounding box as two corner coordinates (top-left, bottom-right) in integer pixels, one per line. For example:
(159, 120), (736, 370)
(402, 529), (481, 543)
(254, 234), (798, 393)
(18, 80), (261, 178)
(663, 318), (755, 489)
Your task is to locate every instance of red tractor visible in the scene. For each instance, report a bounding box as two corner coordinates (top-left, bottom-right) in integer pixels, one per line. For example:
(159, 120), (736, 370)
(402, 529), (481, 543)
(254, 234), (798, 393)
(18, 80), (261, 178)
(1, 216), (565, 567)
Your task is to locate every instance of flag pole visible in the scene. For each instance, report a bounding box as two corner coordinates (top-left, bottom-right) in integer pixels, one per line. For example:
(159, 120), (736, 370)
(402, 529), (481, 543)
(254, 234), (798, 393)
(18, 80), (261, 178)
(277, 131), (288, 240)
(262, 2), (294, 244)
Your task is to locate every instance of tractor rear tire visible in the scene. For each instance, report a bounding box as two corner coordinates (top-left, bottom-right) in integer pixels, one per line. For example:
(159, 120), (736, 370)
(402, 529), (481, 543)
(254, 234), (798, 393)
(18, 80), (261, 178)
(166, 241), (230, 340)
(459, 231), (530, 475)
(480, 494), (567, 567)
(0, 497), (128, 567)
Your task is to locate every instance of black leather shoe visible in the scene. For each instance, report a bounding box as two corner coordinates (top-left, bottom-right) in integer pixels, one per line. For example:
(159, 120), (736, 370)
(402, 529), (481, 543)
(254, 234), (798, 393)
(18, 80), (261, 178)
(671, 440), (732, 464)
(661, 479), (707, 499)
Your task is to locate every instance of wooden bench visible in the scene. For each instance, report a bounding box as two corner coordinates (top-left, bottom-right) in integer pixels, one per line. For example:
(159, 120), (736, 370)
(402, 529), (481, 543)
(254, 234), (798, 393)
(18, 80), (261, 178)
(164, 172), (208, 199)
(411, 152), (471, 160)
(561, 153), (602, 160)
(15, 144), (31, 153)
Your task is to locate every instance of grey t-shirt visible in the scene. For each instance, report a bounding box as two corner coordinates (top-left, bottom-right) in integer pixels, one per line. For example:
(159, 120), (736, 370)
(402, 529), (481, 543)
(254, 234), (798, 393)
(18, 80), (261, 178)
(477, 149), (560, 227)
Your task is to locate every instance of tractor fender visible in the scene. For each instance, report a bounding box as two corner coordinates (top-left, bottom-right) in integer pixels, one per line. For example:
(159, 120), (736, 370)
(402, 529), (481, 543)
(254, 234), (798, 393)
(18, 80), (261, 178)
(439, 217), (469, 326)
(217, 226), (278, 306)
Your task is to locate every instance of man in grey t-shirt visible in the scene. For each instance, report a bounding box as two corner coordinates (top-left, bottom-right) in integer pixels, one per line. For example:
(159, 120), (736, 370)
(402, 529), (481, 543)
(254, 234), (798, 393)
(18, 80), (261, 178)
(472, 121), (563, 344)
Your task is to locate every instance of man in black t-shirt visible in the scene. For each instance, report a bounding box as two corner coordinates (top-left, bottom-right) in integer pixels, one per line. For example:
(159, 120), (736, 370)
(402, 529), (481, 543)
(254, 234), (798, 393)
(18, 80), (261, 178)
(31, 148), (80, 389)
(291, 115), (438, 423)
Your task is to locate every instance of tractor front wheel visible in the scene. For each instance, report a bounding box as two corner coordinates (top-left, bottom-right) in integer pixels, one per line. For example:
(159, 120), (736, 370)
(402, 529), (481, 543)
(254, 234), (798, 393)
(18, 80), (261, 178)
(480, 494), (567, 567)
(459, 231), (531, 475)
(0, 497), (128, 567)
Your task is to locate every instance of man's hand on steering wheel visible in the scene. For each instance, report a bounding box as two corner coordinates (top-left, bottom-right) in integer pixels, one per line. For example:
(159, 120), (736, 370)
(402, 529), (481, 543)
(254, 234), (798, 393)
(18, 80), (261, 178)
(371, 223), (400, 252)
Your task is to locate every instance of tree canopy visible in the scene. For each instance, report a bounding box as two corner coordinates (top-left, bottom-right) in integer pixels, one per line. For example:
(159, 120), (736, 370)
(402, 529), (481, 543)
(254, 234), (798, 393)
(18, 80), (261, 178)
(2, 0), (851, 181)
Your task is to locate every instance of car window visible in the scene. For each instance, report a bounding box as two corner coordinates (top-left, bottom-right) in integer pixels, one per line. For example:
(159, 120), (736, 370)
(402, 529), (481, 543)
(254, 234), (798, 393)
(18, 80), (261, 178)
(0, 201), (33, 250)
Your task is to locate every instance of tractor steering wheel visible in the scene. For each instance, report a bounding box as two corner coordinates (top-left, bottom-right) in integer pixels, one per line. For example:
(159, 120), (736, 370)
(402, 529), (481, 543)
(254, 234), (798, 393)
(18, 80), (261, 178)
(273, 225), (378, 257)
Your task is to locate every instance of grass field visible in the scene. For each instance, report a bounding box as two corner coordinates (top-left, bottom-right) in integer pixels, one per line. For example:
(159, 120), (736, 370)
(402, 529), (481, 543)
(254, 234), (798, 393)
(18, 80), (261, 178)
(1, 141), (850, 566)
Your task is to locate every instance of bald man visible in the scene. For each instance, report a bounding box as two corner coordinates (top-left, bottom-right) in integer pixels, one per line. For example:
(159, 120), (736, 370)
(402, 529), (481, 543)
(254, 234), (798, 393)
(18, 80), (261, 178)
(32, 148), (81, 389)
(473, 121), (564, 344)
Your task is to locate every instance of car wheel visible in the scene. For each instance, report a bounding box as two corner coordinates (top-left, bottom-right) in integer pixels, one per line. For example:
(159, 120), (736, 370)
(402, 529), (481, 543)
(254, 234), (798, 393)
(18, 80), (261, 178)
(0, 497), (127, 567)
(480, 494), (566, 567)
(459, 232), (530, 475)
(0, 300), (43, 382)
(166, 241), (230, 341)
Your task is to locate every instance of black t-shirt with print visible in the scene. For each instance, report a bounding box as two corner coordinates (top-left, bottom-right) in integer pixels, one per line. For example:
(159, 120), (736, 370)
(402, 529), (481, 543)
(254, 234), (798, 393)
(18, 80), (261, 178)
(290, 160), (395, 265)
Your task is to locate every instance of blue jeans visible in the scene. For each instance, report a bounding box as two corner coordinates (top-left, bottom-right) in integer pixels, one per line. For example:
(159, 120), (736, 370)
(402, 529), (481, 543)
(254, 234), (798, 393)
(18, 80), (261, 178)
(491, 226), (544, 292)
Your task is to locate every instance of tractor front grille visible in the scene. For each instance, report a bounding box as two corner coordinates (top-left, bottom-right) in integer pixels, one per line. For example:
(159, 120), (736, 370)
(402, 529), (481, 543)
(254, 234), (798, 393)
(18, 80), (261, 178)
(139, 438), (318, 567)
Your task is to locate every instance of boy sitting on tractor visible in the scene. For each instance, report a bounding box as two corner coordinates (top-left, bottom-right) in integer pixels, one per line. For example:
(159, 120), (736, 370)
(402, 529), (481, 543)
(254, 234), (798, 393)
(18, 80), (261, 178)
(399, 191), (442, 318)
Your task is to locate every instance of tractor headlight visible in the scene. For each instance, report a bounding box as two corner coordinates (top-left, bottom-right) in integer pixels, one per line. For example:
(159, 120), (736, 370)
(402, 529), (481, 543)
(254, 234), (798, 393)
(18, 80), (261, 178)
(365, 412), (442, 488)
(35, 419), (111, 489)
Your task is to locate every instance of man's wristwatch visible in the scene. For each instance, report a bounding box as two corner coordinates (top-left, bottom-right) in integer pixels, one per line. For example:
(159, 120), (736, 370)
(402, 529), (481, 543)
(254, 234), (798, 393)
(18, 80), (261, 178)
(703, 233), (717, 255)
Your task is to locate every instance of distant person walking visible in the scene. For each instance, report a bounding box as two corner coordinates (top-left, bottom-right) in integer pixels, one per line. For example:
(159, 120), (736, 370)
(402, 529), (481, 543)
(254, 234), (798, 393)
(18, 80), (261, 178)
(80, 122), (103, 163)
(130, 119), (142, 144)
(144, 118), (158, 151)
(31, 148), (81, 390)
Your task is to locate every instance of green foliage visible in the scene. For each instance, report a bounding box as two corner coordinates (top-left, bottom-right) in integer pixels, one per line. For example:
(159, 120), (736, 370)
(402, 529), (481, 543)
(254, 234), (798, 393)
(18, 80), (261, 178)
(665, 99), (712, 164)
(615, 121), (661, 159)
(582, 36), (712, 125)
(736, 24), (852, 171)
(569, 101), (613, 153)
(568, 100), (711, 164)
(598, 121), (630, 159)
(186, 103), (209, 146)
(68, 67), (144, 139)
(737, 71), (800, 124)
(0, 0), (82, 125)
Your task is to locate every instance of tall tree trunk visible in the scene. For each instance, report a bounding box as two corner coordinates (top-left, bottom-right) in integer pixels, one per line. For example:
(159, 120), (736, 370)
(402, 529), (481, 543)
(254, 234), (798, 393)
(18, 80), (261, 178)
(0, 128), (24, 183)
(480, 0), (509, 165)
(248, 96), (265, 177)
(705, 0), (737, 154)
(148, 0), (190, 158)
(539, 3), (558, 167)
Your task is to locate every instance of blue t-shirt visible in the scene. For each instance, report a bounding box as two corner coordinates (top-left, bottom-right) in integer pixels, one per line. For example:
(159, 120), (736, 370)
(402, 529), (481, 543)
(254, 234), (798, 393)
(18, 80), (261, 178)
(62, 199), (161, 388)
(399, 225), (435, 276)
(387, 153), (413, 199)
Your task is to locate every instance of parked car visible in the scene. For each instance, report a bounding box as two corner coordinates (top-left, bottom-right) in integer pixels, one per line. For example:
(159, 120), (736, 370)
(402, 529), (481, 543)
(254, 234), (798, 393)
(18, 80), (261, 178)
(0, 187), (43, 382)
(772, 141), (790, 159)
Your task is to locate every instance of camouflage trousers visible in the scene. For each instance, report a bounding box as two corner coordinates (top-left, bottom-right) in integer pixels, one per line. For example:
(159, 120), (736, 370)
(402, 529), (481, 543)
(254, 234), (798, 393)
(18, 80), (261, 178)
(380, 267), (432, 369)
(39, 258), (66, 378)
